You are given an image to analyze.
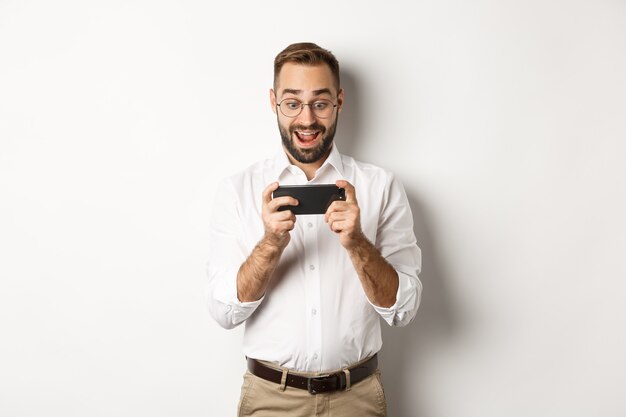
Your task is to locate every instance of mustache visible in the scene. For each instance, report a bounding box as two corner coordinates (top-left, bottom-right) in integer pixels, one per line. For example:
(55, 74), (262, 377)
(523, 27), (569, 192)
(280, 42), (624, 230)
(289, 123), (326, 135)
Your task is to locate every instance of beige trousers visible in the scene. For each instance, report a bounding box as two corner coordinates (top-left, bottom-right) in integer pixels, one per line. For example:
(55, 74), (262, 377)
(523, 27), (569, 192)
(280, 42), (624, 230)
(237, 367), (388, 417)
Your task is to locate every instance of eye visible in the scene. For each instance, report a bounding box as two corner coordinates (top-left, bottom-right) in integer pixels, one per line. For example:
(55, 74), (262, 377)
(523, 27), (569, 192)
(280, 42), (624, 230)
(313, 101), (330, 110)
(284, 100), (301, 110)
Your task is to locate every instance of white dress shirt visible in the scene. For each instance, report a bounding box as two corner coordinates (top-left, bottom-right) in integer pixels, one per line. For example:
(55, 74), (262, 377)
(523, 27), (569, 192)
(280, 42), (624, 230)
(206, 144), (422, 373)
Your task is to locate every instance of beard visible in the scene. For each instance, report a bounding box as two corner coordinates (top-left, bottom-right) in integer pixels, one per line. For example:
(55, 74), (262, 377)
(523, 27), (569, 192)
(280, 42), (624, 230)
(279, 118), (338, 164)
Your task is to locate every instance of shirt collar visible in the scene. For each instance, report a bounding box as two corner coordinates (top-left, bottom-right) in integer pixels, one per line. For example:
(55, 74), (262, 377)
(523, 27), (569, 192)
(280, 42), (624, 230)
(272, 148), (292, 180)
(321, 143), (345, 177)
(272, 143), (345, 181)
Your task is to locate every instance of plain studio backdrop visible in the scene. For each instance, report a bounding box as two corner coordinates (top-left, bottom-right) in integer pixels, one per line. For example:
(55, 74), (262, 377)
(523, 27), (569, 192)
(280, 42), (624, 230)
(1, 1), (625, 416)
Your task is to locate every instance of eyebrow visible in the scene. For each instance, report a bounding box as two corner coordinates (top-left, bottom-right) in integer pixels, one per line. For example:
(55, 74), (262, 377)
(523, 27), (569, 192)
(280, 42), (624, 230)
(281, 88), (333, 97)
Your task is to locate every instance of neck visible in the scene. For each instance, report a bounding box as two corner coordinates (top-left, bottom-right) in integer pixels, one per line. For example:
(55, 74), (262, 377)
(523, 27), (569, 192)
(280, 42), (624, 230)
(283, 146), (332, 181)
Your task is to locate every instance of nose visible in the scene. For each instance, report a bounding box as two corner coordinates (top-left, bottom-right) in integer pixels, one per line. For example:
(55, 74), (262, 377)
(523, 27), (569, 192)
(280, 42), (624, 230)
(297, 104), (316, 125)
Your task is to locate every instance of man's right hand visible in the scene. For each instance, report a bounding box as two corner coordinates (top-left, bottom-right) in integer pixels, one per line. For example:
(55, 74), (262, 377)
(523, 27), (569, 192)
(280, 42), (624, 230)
(262, 182), (298, 250)
(236, 182), (298, 302)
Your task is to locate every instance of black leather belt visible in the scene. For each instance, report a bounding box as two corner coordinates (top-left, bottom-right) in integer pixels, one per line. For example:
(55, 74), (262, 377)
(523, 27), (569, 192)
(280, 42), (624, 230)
(247, 354), (378, 395)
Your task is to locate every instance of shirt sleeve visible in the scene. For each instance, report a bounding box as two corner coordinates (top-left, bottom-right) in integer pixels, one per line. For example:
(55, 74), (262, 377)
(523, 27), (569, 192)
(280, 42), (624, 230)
(369, 174), (423, 327)
(205, 178), (264, 329)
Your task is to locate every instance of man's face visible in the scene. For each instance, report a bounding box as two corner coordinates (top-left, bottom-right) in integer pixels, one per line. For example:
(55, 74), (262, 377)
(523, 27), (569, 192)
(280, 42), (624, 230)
(271, 63), (344, 164)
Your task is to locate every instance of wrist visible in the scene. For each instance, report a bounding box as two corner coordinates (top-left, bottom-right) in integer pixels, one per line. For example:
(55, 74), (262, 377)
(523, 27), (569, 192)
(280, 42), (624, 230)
(261, 233), (288, 253)
(343, 230), (369, 251)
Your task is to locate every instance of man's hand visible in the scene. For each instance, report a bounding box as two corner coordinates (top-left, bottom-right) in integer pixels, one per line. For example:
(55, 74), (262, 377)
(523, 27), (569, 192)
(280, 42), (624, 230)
(324, 180), (365, 249)
(236, 182), (298, 302)
(325, 179), (399, 307)
(262, 182), (298, 250)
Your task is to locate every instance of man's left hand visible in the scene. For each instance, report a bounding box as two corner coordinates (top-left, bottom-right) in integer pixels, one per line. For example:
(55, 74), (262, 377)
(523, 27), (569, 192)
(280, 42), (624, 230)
(325, 180), (365, 249)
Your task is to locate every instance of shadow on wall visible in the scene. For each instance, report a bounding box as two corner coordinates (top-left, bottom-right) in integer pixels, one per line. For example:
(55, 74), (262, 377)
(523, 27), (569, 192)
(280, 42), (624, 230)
(335, 68), (363, 161)
(339, 68), (460, 417)
(381, 194), (459, 417)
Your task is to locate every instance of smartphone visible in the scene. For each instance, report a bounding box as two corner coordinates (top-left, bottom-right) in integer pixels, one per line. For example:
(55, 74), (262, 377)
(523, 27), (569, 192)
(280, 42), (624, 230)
(272, 184), (346, 215)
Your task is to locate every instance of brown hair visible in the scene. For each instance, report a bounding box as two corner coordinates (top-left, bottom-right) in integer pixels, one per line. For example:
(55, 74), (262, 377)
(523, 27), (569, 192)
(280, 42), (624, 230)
(273, 42), (340, 90)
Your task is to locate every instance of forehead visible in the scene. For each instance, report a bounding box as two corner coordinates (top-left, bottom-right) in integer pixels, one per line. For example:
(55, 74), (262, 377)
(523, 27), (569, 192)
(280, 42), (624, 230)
(276, 63), (337, 96)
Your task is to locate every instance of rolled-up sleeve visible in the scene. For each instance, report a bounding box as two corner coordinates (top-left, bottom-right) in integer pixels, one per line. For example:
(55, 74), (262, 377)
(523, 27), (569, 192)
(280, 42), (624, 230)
(205, 179), (263, 329)
(370, 174), (422, 327)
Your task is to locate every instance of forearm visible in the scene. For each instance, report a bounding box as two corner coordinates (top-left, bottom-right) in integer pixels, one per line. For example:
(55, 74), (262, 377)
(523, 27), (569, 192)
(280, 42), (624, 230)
(346, 234), (399, 308)
(237, 237), (284, 302)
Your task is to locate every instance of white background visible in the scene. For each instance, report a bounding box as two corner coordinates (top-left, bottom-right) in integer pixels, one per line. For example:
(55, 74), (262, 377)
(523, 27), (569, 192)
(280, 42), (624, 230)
(1, 1), (625, 416)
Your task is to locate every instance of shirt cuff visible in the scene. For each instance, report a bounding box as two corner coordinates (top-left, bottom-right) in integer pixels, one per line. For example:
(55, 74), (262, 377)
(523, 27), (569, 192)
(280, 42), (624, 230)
(367, 269), (420, 327)
(208, 266), (264, 328)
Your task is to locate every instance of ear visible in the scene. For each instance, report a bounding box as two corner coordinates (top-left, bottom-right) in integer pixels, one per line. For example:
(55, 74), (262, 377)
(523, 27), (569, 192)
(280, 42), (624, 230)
(270, 88), (277, 114)
(337, 88), (345, 113)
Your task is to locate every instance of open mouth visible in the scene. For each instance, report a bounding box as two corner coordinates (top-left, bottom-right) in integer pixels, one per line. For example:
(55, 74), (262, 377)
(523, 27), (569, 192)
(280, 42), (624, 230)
(294, 130), (321, 147)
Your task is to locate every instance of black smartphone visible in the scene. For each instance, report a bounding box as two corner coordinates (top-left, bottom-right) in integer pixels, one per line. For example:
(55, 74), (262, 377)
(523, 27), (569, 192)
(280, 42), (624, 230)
(272, 184), (346, 215)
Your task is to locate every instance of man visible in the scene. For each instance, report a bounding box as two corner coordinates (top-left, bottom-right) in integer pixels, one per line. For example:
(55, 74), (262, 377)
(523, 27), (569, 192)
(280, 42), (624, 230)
(206, 42), (422, 417)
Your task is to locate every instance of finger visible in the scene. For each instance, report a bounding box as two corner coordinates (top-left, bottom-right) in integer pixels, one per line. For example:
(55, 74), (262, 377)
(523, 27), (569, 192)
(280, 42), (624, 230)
(274, 220), (296, 234)
(336, 180), (357, 204)
(276, 219), (296, 233)
(271, 209), (296, 222)
(325, 204), (332, 223)
(329, 217), (356, 233)
(267, 219), (295, 235)
(325, 200), (346, 221)
(263, 182), (280, 205)
(283, 220), (296, 231)
(329, 219), (348, 233)
(326, 211), (347, 225)
(326, 200), (354, 223)
(268, 196), (299, 212)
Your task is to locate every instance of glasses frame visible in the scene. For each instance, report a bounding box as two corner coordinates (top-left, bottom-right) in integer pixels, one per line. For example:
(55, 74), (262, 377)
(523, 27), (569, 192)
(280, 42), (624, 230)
(276, 98), (338, 119)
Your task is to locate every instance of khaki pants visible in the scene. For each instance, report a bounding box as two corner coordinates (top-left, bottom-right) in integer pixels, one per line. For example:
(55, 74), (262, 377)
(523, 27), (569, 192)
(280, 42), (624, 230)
(237, 368), (388, 417)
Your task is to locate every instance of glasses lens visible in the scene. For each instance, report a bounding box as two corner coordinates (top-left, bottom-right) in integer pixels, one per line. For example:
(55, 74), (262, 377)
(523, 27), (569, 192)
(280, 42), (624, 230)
(278, 99), (335, 118)
(311, 100), (334, 118)
(279, 99), (302, 117)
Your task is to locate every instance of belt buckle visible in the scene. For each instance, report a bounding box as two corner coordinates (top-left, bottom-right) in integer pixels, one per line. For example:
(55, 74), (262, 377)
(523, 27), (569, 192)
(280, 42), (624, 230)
(307, 377), (322, 395)
(307, 375), (333, 395)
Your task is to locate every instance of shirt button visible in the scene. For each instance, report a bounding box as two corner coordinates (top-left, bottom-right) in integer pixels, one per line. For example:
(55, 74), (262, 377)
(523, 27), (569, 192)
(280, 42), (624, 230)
(311, 308), (317, 316)
(226, 305), (232, 312)
(307, 222), (313, 228)
(313, 353), (318, 360)
(309, 265), (315, 271)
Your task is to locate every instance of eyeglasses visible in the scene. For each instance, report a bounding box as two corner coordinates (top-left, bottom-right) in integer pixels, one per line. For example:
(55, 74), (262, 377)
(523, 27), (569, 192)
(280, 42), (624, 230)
(276, 98), (338, 119)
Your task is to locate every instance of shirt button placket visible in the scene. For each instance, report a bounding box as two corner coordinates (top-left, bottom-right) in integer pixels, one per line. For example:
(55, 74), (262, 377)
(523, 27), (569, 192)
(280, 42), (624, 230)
(303, 216), (322, 370)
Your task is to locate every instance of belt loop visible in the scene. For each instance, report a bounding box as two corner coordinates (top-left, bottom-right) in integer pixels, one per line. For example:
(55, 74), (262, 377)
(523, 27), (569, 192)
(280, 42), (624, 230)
(278, 368), (288, 392)
(343, 368), (351, 391)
